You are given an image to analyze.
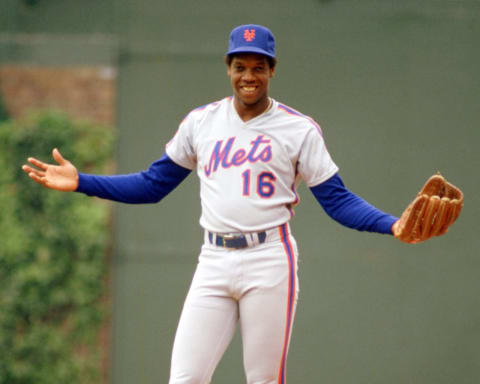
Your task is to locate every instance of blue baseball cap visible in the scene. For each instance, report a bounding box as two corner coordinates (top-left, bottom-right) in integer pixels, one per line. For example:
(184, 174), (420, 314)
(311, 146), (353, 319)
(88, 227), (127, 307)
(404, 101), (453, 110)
(226, 24), (276, 59)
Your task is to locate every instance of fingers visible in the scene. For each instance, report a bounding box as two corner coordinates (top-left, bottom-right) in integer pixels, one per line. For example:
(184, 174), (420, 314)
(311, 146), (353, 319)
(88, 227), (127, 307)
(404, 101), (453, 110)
(26, 156), (49, 171)
(23, 163), (61, 190)
(395, 195), (427, 243)
(451, 199), (463, 223)
(22, 148), (66, 172)
(419, 196), (463, 240)
(22, 152), (55, 188)
(22, 164), (46, 178)
(22, 163), (48, 186)
(420, 195), (440, 240)
(397, 174), (464, 244)
(410, 195), (428, 242)
(423, 196), (463, 237)
(52, 148), (67, 165)
(430, 197), (448, 236)
(436, 199), (463, 236)
(25, 169), (47, 186)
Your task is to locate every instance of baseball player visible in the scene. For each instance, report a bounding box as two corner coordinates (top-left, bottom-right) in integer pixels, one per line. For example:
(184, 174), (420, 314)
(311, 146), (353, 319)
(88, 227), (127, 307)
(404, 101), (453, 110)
(22, 25), (462, 384)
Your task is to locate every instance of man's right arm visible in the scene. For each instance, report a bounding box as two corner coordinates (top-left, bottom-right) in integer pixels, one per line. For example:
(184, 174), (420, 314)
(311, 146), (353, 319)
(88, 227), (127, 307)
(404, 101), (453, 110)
(76, 153), (191, 204)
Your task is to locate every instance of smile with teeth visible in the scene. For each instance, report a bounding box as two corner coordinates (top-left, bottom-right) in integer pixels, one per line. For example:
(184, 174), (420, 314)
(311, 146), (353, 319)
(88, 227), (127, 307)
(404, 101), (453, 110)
(242, 86), (257, 92)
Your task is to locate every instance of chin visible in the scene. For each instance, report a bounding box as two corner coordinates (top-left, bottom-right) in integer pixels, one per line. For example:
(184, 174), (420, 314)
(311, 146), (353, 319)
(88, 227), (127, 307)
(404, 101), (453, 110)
(237, 95), (262, 106)
(243, 99), (260, 106)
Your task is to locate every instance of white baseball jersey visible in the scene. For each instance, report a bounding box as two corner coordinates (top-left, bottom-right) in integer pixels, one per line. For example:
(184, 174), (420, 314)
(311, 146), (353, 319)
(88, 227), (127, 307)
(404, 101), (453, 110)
(166, 96), (338, 233)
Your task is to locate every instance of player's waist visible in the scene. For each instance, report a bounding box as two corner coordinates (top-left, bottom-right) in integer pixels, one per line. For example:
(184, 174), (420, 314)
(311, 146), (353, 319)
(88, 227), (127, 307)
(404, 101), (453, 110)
(204, 223), (289, 250)
(199, 203), (295, 236)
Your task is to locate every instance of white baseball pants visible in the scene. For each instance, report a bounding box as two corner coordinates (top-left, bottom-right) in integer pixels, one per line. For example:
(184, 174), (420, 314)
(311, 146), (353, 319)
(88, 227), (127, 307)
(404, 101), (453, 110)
(169, 223), (299, 384)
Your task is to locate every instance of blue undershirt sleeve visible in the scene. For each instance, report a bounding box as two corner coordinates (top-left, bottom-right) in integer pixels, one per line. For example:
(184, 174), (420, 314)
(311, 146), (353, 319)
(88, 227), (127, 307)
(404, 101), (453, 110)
(310, 173), (398, 235)
(75, 153), (192, 204)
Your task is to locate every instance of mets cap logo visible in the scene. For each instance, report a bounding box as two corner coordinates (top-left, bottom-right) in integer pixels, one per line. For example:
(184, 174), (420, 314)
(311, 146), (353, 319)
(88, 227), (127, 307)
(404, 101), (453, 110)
(243, 29), (256, 42)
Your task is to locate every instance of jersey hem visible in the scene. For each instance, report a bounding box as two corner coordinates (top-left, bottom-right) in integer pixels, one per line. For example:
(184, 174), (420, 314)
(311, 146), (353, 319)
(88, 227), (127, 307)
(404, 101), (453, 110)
(306, 166), (339, 188)
(165, 148), (196, 171)
(199, 219), (292, 235)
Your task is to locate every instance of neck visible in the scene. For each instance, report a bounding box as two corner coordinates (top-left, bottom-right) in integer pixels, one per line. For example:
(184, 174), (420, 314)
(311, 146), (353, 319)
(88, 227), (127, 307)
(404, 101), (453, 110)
(234, 97), (272, 122)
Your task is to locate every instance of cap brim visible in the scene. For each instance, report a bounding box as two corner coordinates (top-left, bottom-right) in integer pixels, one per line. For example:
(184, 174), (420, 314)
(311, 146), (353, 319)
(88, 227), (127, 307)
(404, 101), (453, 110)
(226, 46), (275, 59)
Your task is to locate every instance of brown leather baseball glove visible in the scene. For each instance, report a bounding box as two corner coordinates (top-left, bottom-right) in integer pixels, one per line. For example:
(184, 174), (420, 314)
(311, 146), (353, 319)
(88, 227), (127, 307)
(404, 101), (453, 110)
(393, 174), (464, 243)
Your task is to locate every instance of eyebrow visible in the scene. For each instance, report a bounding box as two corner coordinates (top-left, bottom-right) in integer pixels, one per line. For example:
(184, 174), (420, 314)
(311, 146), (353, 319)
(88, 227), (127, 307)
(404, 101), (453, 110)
(233, 60), (267, 66)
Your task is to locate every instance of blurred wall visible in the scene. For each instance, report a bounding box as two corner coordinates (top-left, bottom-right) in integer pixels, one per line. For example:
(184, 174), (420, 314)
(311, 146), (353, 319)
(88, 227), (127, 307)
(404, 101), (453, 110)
(2, 1), (479, 383)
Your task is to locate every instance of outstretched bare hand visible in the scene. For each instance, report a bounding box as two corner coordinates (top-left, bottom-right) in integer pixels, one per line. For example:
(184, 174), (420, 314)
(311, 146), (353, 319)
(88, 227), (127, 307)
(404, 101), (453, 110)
(22, 148), (79, 192)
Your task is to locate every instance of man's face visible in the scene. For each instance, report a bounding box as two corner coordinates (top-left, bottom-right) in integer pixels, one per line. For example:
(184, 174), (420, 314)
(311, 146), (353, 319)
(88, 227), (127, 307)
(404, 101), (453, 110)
(227, 54), (275, 108)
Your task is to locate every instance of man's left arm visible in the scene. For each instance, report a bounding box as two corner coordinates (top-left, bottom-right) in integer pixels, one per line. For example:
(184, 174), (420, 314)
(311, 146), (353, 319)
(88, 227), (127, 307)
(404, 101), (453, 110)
(310, 173), (398, 234)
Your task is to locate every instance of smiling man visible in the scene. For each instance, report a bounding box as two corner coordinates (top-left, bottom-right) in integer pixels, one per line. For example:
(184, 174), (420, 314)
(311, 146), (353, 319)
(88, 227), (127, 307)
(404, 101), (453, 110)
(227, 53), (273, 119)
(226, 25), (276, 120)
(22, 24), (462, 384)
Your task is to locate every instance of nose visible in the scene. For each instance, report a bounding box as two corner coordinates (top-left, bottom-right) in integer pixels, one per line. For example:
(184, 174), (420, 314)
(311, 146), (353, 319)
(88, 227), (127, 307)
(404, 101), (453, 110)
(242, 68), (255, 82)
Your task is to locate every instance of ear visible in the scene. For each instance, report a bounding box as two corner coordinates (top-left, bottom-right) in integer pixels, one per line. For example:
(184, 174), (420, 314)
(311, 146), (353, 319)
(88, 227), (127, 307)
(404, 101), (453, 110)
(226, 63), (232, 77)
(269, 66), (275, 78)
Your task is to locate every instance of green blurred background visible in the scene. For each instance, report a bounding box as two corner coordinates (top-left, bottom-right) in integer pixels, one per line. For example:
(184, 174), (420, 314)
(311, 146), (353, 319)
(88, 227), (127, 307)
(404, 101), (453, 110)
(1, 1), (479, 383)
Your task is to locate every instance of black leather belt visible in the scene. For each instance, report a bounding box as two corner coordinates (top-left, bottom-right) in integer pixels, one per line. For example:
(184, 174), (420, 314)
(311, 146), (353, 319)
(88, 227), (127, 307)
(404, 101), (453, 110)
(208, 231), (267, 249)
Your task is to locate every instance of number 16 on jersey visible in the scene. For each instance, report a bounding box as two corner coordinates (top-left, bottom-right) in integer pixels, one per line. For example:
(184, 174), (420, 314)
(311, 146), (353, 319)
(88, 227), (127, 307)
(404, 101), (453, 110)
(242, 170), (276, 198)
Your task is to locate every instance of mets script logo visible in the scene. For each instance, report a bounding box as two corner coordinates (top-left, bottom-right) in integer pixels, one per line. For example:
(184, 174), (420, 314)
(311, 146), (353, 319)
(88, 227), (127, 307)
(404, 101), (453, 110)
(205, 135), (272, 177)
(243, 29), (256, 42)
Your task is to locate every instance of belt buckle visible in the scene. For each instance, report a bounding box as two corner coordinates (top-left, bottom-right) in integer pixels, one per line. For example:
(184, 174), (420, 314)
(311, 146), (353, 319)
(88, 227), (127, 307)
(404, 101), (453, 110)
(222, 234), (237, 249)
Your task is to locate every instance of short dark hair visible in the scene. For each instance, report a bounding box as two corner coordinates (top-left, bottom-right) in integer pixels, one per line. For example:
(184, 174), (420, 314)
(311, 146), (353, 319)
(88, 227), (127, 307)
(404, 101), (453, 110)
(225, 54), (277, 69)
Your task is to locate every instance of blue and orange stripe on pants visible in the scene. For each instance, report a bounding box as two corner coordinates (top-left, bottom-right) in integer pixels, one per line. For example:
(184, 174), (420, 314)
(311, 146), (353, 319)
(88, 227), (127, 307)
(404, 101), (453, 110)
(278, 223), (296, 384)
